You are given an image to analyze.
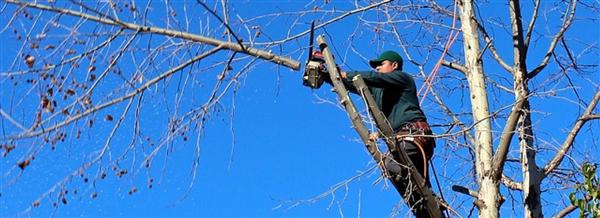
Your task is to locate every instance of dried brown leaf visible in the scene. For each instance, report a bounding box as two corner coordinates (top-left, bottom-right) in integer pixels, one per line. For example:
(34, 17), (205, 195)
(2, 144), (16, 157)
(66, 89), (75, 96)
(41, 96), (54, 113)
(25, 55), (35, 68)
(17, 158), (31, 170)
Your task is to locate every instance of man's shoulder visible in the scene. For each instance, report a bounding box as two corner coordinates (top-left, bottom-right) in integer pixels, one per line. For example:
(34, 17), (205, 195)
(392, 70), (410, 75)
(391, 70), (414, 79)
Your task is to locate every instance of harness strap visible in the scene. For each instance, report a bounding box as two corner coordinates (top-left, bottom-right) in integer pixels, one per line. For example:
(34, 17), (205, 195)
(396, 120), (434, 179)
(396, 135), (429, 179)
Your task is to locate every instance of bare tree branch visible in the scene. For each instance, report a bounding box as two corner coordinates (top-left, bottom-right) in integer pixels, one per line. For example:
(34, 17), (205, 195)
(523, 0), (540, 48)
(528, 0), (577, 78)
(543, 90), (600, 176)
(3, 46), (223, 140)
(196, 0), (244, 49)
(441, 60), (467, 74)
(553, 205), (577, 218)
(0, 28), (125, 76)
(491, 82), (526, 180)
(257, 0), (394, 46)
(0, 108), (27, 131)
(4, 0), (301, 70)
(317, 35), (384, 162)
(452, 185), (478, 198)
(473, 19), (513, 73)
(502, 174), (523, 190)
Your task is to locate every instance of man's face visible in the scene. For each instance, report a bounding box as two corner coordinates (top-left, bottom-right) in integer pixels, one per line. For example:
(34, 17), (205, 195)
(375, 60), (398, 73)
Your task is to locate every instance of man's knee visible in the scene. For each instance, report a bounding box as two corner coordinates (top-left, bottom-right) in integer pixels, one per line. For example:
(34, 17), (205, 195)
(383, 155), (406, 175)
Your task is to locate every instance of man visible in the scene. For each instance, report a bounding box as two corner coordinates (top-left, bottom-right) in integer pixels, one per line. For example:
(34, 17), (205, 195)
(322, 50), (437, 217)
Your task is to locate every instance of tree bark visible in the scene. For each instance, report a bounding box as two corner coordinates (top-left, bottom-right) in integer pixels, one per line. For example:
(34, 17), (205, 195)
(316, 35), (384, 165)
(508, 1), (543, 216)
(458, 0), (499, 217)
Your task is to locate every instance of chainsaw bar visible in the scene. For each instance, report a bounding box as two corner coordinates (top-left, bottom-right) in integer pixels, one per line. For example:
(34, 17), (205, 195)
(302, 21), (325, 89)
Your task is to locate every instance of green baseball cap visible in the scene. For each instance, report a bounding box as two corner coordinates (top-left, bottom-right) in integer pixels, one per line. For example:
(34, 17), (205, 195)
(369, 50), (404, 70)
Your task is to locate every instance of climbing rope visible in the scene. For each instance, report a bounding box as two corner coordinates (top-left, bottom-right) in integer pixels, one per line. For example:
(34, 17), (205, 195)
(417, 1), (459, 217)
(418, 0), (460, 105)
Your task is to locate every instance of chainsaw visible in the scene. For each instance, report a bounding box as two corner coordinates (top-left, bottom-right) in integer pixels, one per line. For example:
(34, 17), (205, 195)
(302, 21), (325, 89)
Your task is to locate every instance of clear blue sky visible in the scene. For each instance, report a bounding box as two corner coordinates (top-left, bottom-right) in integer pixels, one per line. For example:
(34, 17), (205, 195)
(1, 0), (598, 217)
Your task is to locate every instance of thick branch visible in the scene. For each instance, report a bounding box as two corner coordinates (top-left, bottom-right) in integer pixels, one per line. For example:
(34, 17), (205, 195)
(543, 90), (600, 176)
(582, 114), (600, 120)
(5, 0), (301, 70)
(452, 185), (486, 208)
(317, 35), (383, 162)
(352, 76), (396, 152)
(502, 174), (523, 190)
(509, 0), (528, 73)
(441, 60), (467, 74)
(492, 95), (526, 179)
(452, 185), (478, 198)
(554, 205), (577, 218)
(554, 194), (593, 218)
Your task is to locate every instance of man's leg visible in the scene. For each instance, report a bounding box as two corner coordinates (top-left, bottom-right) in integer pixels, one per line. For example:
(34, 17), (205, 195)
(383, 140), (432, 217)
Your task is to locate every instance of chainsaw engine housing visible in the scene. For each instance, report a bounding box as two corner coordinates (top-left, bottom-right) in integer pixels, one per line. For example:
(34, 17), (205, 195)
(302, 60), (325, 89)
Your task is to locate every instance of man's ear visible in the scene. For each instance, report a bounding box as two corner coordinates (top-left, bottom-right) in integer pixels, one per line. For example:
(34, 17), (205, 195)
(392, 62), (399, 70)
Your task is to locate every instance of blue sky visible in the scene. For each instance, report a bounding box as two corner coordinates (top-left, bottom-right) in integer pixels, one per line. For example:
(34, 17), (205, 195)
(1, 0), (599, 217)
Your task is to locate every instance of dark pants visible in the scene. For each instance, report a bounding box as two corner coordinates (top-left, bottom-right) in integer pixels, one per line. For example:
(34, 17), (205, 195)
(384, 140), (438, 218)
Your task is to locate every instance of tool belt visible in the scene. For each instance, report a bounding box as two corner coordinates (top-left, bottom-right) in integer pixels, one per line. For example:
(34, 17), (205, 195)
(396, 120), (435, 161)
(396, 120), (436, 150)
(395, 120), (436, 178)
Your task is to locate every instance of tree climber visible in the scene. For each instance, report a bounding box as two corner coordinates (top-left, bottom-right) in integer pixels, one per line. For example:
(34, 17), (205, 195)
(321, 50), (438, 217)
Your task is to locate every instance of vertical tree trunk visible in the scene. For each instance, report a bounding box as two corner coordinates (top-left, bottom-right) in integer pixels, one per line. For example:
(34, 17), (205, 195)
(508, 0), (544, 216)
(458, 0), (499, 217)
(519, 100), (543, 218)
(514, 61), (543, 218)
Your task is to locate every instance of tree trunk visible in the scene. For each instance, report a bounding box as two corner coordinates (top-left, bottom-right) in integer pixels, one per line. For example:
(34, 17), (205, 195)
(508, 0), (544, 216)
(519, 102), (543, 218)
(514, 58), (543, 218)
(458, 0), (499, 217)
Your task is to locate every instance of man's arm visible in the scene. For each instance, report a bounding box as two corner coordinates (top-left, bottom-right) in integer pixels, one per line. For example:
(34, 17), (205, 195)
(344, 70), (412, 88)
(322, 71), (359, 94)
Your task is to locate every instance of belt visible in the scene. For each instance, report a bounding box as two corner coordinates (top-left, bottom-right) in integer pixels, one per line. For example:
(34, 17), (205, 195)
(399, 120), (431, 133)
(395, 120), (434, 179)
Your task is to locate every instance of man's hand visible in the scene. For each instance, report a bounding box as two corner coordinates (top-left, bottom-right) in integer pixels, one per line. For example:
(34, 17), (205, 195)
(369, 132), (380, 141)
(341, 71), (347, 79)
(318, 63), (346, 79)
